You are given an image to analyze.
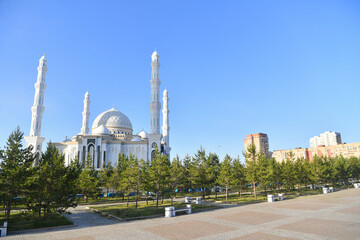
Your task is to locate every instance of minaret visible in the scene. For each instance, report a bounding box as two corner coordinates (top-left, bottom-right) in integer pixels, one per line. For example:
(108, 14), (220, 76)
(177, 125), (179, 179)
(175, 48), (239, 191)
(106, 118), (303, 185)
(150, 49), (161, 134)
(25, 54), (47, 162)
(162, 89), (171, 157)
(80, 91), (90, 134)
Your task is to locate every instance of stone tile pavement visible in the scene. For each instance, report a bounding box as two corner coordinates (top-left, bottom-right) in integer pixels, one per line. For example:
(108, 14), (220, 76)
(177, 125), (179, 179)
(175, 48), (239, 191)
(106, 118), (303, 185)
(6, 188), (360, 240)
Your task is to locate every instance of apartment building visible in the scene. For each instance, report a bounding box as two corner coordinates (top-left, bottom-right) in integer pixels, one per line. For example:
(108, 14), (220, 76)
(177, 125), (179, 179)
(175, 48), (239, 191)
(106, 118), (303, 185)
(244, 133), (270, 158)
(272, 142), (360, 162)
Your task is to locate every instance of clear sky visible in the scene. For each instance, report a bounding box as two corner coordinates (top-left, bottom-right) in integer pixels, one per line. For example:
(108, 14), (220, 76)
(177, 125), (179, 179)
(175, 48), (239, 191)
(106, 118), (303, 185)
(0, 0), (359, 161)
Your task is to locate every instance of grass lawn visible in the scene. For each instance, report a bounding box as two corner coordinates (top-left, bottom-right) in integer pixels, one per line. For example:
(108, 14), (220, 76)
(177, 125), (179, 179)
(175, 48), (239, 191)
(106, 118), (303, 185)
(92, 200), (217, 219)
(0, 211), (73, 232)
(77, 196), (154, 205)
(205, 193), (267, 204)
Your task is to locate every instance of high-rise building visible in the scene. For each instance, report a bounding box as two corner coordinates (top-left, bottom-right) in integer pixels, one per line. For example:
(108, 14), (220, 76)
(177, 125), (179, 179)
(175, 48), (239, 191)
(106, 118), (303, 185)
(244, 133), (270, 158)
(310, 131), (342, 148)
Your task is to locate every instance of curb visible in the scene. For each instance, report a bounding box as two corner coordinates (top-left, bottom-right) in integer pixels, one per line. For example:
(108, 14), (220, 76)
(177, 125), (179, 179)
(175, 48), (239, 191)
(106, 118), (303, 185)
(7, 224), (77, 235)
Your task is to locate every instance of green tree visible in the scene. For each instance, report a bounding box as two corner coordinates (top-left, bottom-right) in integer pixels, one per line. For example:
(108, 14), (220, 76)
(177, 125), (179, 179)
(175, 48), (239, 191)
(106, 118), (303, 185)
(109, 153), (128, 199)
(232, 157), (246, 198)
(244, 144), (261, 200)
(334, 156), (350, 186)
(0, 127), (35, 222)
(120, 154), (140, 207)
(257, 154), (270, 194)
(189, 147), (210, 199)
(217, 154), (233, 202)
(149, 148), (170, 210)
(78, 154), (99, 202)
(206, 152), (220, 198)
(34, 143), (81, 222)
(170, 155), (185, 205)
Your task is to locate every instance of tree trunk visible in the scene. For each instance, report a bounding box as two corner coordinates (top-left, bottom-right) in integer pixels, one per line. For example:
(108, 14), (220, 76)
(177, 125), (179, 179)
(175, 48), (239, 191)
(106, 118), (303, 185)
(6, 200), (11, 223)
(127, 194), (129, 207)
(253, 182), (257, 200)
(135, 187), (138, 209)
(146, 192), (149, 205)
(226, 185), (228, 202)
(156, 191), (159, 210)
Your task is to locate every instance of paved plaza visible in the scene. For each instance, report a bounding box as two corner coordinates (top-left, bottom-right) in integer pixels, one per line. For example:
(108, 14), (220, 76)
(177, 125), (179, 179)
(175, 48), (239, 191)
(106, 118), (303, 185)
(7, 188), (360, 240)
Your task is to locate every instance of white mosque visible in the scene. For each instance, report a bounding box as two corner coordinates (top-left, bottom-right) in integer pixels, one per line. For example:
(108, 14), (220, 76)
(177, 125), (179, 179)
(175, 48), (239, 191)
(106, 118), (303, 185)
(25, 50), (171, 169)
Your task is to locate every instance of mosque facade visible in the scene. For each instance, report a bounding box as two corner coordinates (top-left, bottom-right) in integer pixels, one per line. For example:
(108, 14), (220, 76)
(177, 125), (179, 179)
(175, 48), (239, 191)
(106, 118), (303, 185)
(25, 50), (171, 169)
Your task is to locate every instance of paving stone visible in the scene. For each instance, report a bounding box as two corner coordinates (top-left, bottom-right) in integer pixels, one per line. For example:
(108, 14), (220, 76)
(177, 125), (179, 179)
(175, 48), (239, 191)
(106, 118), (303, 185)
(231, 232), (298, 240)
(216, 211), (288, 225)
(144, 220), (236, 240)
(277, 218), (360, 240)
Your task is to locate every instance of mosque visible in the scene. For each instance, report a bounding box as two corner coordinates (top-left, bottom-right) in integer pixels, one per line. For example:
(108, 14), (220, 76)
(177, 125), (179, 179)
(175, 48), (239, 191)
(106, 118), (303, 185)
(24, 50), (171, 169)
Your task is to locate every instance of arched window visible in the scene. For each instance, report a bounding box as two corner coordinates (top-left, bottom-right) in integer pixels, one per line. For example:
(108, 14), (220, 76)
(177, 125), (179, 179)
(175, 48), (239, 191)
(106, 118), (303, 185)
(103, 151), (106, 167)
(82, 146), (86, 167)
(97, 146), (101, 168)
(151, 150), (155, 161)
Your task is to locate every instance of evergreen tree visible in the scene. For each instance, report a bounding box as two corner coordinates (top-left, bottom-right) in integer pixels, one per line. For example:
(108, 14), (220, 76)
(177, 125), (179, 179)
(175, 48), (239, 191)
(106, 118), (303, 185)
(34, 143), (81, 222)
(244, 144), (260, 200)
(120, 154), (140, 207)
(217, 154), (233, 201)
(206, 152), (220, 198)
(257, 154), (270, 194)
(232, 157), (246, 198)
(149, 148), (170, 210)
(78, 154), (99, 202)
(334, 156), (350, 186)
(0, 127), (35, 222)
(170, 155), (185, 204)
(189, 147), (209, 199)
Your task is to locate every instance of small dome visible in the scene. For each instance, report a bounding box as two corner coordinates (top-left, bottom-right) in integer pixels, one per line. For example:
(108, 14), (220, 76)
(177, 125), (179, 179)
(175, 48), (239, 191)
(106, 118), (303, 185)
(92, 125), (111, 135)
(131, 136), (142, 142)
(137, 130), (148, 139)
(92, 108), (133, 132)
(63, 136), (71, 143)
(151, 49), (159, 62)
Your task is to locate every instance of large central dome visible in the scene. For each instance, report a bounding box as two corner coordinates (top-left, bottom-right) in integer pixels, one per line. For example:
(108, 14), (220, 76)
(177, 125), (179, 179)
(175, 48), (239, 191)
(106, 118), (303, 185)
(92, 108), (133, 134)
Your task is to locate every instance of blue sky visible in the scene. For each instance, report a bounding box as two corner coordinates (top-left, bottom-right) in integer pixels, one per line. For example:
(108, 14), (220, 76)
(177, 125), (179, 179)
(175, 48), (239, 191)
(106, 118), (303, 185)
(0, 0), (359, 161)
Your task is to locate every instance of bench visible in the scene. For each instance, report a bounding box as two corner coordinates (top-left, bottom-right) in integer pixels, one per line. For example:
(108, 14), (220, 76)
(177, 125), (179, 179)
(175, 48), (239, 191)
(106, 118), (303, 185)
(165, 205), (192, 217)
(0, 221), (7, 237)
(184, 196), (202, 204)
(329, 187), (334, 193)
(268, 194), (283, 202)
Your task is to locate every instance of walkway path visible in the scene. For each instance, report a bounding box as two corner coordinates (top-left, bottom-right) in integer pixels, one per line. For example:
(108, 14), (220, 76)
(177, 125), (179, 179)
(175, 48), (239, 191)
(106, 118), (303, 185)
(7, 188), (360, 240)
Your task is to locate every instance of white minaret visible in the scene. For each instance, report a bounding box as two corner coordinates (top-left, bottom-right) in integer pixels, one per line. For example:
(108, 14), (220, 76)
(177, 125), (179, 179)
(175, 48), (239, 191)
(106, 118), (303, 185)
(25, 54), (47, 162)
(80, 91), (90, 134)
(162, 89), (171, 157)
(150, 49), (161, 134)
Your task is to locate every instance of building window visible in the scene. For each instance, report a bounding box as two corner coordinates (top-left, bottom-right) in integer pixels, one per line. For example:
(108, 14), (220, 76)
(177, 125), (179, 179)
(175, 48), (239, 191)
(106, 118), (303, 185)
(97, 146), (101, 168)
(82, 146), (86, 167)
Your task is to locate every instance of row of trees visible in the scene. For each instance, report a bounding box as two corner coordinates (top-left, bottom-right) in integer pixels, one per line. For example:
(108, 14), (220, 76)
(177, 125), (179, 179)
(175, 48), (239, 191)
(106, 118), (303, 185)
(1, 127), (360, 223)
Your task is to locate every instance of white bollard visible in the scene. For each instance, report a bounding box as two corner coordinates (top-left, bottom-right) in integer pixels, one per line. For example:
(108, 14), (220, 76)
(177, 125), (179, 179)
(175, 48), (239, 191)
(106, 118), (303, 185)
(278, 193), (284, 201)
(354, 183), (360, 189)
(323, 188), (329, 194)
(165, 207), (175, 217)
(267, 195), (274, 202)
(329, 187), (334, 192)
(185, 196), (191, 203)
(195, 197), (202, 204)
(0, 221), (7, 237)
(186, 204), (192, 214)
